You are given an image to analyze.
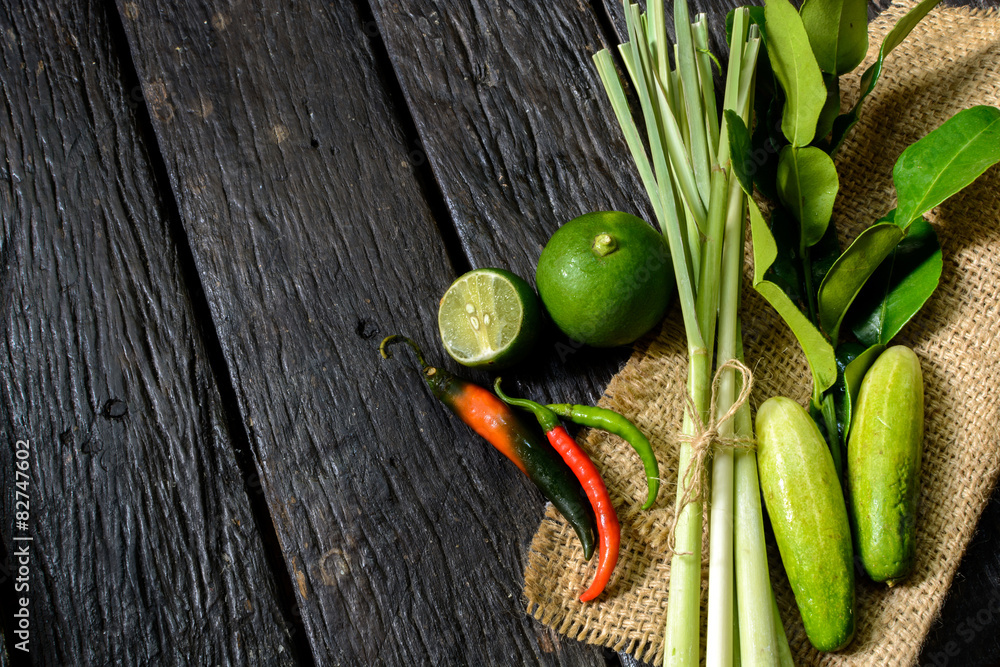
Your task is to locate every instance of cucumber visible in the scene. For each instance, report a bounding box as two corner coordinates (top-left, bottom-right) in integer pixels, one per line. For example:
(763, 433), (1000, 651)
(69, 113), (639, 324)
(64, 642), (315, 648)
(847, 345), (924, 585)
(757, 396), (855, 652)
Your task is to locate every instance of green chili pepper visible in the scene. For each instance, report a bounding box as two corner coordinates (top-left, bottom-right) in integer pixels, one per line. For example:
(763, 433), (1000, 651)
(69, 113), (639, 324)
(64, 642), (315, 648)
(546, 403), (659, 510)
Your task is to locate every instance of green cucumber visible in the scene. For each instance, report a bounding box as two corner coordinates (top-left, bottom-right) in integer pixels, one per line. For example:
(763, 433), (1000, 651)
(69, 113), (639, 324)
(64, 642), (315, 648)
(757, 396), (855, 651)
(847, 345), (924, 585)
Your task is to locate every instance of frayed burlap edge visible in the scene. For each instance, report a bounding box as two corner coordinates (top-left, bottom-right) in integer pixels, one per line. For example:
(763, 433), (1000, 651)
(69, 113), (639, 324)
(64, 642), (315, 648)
(523, 2), (1000, 665)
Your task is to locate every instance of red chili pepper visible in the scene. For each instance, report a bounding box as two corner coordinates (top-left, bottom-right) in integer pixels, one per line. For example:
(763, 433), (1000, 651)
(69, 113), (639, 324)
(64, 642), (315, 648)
(380, 336), (597, 561)
(494, 378), (620, 602)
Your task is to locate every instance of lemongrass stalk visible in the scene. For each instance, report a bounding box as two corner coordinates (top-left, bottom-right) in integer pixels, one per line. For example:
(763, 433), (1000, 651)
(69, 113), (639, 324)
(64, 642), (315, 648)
(694, 5), (747, 360)
(649, 0), (669, 85)
(707, 12), (769, 664)
(736, 38), (761, 125)
(602, 13), (705, 355)
(671, 50), (693, 153)
(671, 179), (701, 285)
(667, 76), (730, 667)
(725, 194), (780, 667)
(597, 5), (778, 666)
(694, 169), (729, 355)
(716, 10), (749, 164)
(668, 8), (751, 666)
(680, 191), (702, 284)
(727, 33), (781, 666)
(704, 170), (745, 667)
(620, 11), (706, 232)
(692, 18), (721, 155)
(664, 64), (703, 274)
(734, 584), (742, 667)
(673, 0), (712, 203)
(771, 590), (795, 667)
(593, 50), (665, 228)
(650, 72), (707, 230)
(624, 5), (706, 227)
(664, 346), (712, 667)
(619, 36), (704, 353)
(736, 433), (781, 665)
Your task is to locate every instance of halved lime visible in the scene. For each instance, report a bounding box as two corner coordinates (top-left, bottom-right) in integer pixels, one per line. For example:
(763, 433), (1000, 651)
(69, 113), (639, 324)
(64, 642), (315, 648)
(438, 268), (542, 369)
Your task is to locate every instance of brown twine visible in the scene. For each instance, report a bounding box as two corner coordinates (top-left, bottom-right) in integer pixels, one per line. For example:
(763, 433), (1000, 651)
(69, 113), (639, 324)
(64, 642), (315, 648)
(666, 359), (755, 555)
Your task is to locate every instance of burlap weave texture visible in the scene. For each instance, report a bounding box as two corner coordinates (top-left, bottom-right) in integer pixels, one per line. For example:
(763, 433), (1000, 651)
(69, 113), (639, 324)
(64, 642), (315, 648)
(522, 2), (1000, 664)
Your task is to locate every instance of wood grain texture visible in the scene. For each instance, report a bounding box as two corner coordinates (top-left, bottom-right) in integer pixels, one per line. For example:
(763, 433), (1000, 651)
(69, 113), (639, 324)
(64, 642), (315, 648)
(0, 1), (296, 664)
(116, 0), (609, 664)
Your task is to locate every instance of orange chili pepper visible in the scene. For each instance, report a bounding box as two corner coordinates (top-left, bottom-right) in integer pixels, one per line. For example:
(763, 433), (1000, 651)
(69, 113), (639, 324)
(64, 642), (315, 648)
(380, 336), (597, 561)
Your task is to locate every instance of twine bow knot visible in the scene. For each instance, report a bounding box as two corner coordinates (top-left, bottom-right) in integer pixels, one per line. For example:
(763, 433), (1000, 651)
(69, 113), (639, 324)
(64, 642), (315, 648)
(667, 359), (755, 556)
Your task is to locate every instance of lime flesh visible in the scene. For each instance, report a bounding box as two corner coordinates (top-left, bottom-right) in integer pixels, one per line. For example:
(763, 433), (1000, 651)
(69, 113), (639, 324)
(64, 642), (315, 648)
(438, 268), (541, 369)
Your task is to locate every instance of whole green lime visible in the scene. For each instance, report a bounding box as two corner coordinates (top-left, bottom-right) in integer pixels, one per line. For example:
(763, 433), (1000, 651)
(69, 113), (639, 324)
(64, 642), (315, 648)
(535, 211), (673, 347)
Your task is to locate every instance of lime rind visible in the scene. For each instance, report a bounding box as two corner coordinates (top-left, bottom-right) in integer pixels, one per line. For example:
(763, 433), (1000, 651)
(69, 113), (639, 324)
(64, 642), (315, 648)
(535, 211), (673, 347)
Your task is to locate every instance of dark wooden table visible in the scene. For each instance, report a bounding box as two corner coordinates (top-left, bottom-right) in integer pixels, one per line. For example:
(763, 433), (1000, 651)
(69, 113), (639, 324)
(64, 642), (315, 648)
(2, 0), (998, 664)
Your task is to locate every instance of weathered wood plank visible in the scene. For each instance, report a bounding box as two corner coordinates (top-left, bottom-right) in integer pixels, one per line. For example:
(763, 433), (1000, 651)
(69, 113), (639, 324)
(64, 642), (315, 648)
(116, 0), (609, 663)
(0, 1), (296, 663)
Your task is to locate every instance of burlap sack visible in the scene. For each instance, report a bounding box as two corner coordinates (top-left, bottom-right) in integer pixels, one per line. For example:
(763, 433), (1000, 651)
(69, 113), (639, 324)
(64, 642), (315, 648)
(522, 2), (1000, 664)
